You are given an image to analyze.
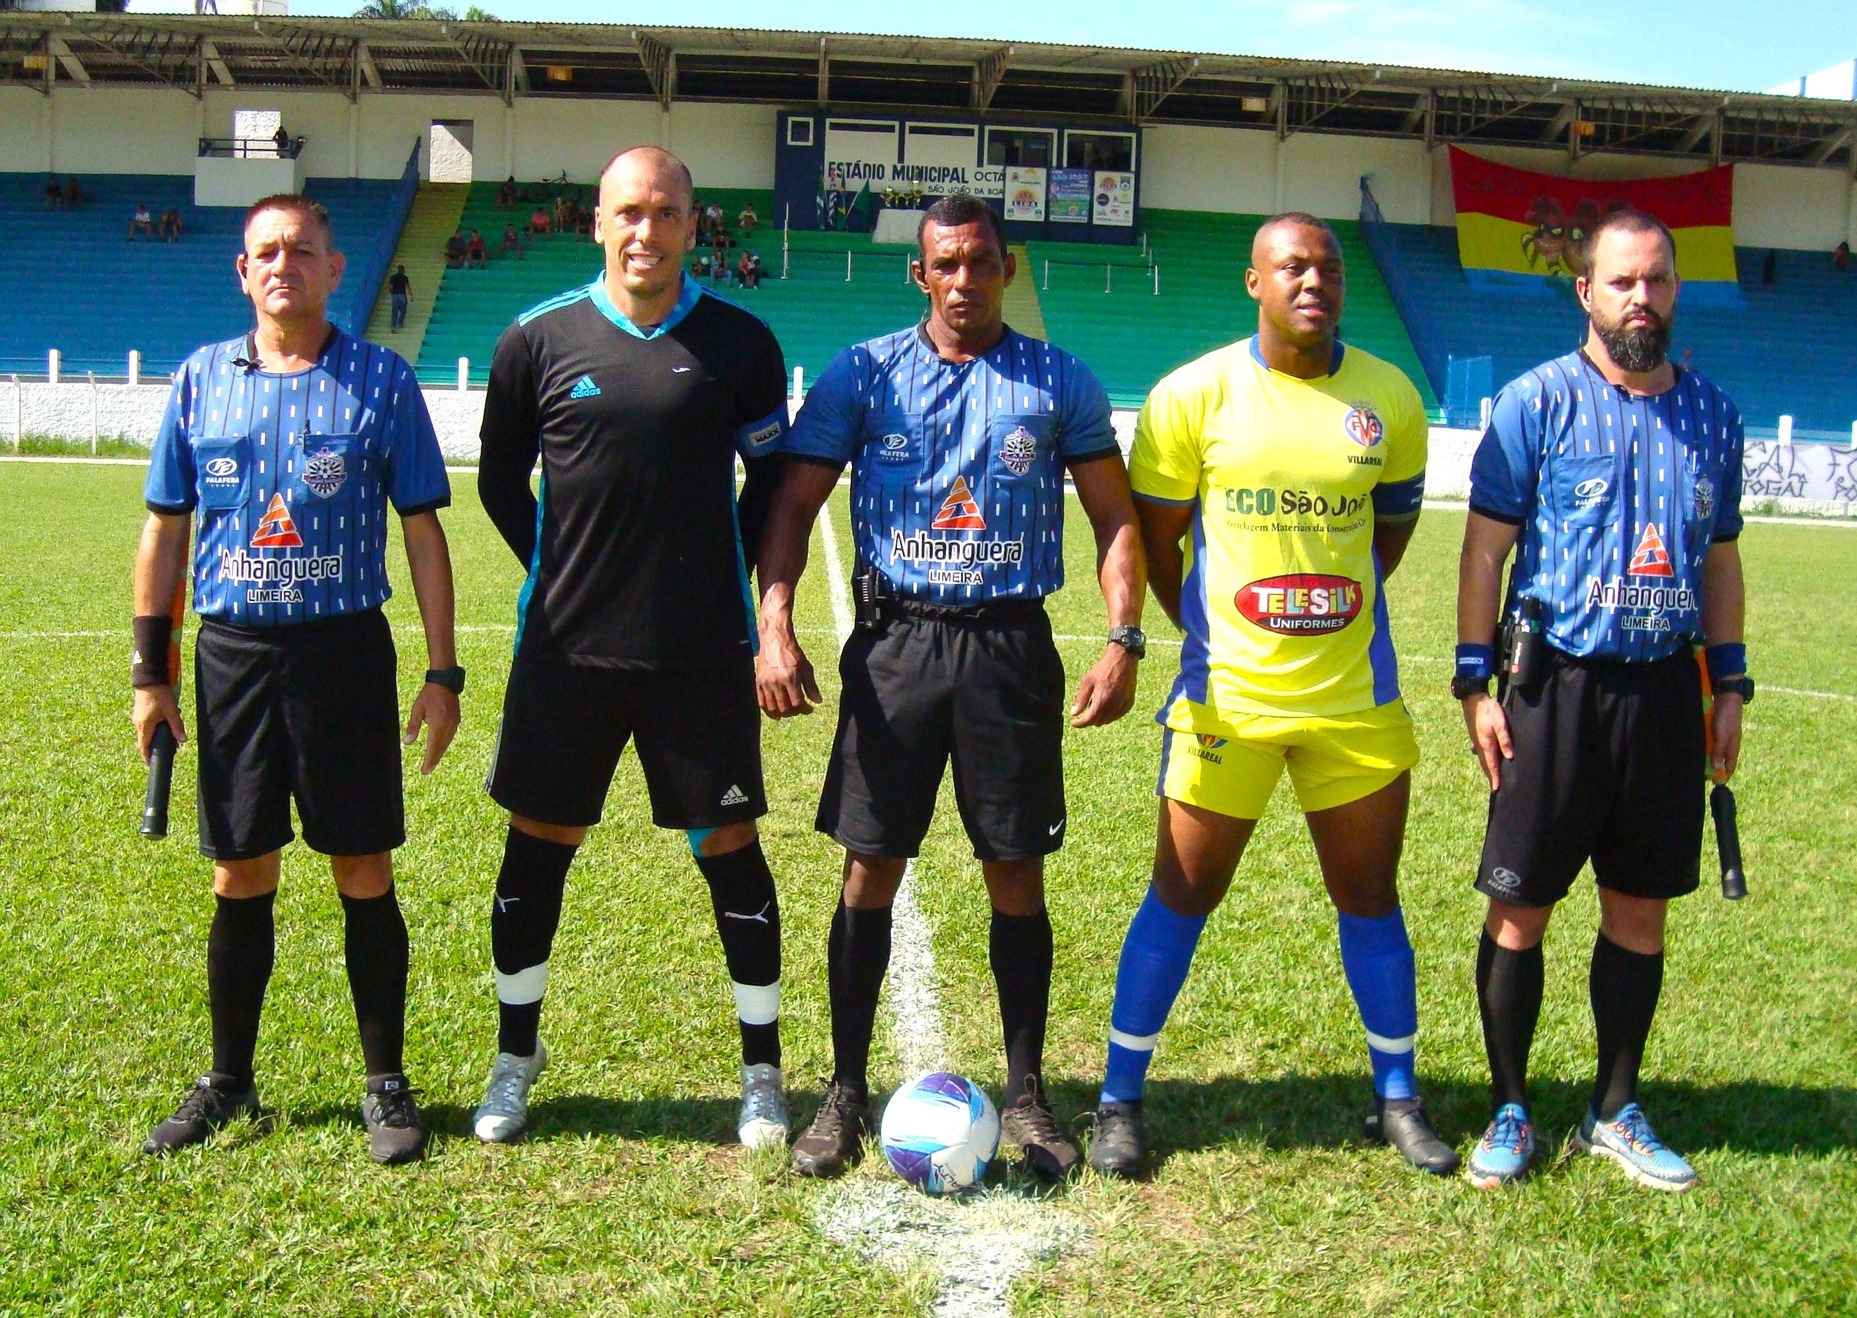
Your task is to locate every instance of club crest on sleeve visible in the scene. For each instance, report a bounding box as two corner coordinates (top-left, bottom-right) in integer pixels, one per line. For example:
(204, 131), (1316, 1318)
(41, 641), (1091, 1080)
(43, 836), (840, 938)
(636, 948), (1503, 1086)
(1342, 405), (1384, 448)
(303, 448), (347, 498)
(1000, 425), (1038, 476)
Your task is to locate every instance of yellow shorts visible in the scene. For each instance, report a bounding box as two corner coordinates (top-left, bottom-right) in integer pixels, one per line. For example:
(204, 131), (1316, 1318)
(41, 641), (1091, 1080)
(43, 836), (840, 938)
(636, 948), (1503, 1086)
(1156, 701), (1419, 819)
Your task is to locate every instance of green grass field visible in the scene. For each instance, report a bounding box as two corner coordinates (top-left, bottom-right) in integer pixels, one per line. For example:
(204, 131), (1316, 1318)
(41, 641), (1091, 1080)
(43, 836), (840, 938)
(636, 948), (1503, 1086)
(1, 462), (1853, 1315)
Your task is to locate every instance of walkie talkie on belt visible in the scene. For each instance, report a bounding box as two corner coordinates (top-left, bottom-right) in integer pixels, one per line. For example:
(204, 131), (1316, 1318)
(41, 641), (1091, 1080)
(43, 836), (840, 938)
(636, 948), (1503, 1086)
(852, 564), (890, 630)
(1496, 567), (1547, 698)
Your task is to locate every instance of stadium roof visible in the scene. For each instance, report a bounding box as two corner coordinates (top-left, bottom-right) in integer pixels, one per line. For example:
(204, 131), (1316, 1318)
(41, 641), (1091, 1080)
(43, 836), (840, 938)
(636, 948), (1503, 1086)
(3, 14), (1855, 168)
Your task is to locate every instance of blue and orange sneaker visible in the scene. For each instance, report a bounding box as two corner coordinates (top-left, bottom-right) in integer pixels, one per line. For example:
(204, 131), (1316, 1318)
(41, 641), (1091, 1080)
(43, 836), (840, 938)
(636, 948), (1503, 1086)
(1466, 1102), (1536, 1188)
(1572, 1102), (1697, 1192)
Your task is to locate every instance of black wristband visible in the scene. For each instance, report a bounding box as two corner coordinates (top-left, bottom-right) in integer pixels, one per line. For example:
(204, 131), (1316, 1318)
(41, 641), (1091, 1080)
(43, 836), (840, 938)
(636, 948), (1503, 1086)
(132, 614), (173, 688)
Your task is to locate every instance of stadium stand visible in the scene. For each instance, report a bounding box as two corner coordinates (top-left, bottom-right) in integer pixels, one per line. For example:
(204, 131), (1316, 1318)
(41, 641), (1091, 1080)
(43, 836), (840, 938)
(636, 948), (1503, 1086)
(0, 172), (407, 377)
(1033, 209), (1442, 412)
(1363, 219), (1857, 438)
(363, 182), (468, 361)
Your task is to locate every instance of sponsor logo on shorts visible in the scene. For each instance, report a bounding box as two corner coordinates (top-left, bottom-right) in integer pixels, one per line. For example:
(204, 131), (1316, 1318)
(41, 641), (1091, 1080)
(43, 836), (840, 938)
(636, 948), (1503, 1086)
(1694, 474), (1716, 521)
(1573, 476), (1609, 508)
(1000, 426), (1037, 477)
(303, 447), (346, 498)
(1188, 733), (1226, 765)
(249, 493), (303, 549)
(1487, 866), (1523, 894)
(719, 783), (750, 807)
(931, 476), (987, 531)
(1627, 523), (1675, 577)
(1236, 574), (1363, 634)
(1342, 405), (1384, 447)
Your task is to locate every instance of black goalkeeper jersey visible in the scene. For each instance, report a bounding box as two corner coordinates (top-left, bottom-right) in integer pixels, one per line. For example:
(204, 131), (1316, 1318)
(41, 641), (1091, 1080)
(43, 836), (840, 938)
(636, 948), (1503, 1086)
(479, 276), (789, 669)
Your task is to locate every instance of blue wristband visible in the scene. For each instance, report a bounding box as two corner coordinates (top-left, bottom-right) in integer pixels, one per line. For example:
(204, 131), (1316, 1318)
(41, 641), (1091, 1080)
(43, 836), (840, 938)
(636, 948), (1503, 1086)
(1706, 643), (1747, 684)
(1455, 643), (1496, 680)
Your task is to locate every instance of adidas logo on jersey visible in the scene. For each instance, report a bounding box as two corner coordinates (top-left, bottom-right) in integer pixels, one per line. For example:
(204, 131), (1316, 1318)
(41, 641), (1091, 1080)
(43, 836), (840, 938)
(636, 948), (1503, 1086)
(719, 784), (750, 807)
(569, 374), (602, 399)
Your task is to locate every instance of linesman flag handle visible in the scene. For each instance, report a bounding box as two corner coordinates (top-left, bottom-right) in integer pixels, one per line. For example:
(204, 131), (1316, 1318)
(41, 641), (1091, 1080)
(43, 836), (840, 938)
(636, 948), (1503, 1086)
(1697, 648), (1747, 900)
(139, 576), (186, 841)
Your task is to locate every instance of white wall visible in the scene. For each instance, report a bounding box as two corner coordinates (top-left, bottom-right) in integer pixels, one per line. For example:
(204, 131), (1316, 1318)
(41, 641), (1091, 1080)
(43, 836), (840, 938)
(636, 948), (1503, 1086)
(0, 89), (50, 174)
(668, 102), (778, 189)
(1141, 123), (1433, 223)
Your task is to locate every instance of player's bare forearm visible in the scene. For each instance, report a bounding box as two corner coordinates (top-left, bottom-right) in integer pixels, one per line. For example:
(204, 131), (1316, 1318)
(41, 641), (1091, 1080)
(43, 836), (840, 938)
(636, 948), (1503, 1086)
(1701, 540), (1746, 657)
(1372, 515), (1418, 579)
(1071, 455), (1147, 628)
(133, 511), (191, 617)
(1457, 512), (1520, 647)
(1134, 496), (1191, 629)
(401, 511), (457, 669)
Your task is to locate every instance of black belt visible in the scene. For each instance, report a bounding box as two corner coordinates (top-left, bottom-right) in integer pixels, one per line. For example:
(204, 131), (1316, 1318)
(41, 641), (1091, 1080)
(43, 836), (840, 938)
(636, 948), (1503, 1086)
(882, 595), (1046, 623)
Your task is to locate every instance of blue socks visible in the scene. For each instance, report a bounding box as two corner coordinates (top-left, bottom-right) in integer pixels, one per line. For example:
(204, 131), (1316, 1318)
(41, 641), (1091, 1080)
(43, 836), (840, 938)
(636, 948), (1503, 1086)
(1337, 909), (1419, 1100)
(1100, 887), (1207, 1105)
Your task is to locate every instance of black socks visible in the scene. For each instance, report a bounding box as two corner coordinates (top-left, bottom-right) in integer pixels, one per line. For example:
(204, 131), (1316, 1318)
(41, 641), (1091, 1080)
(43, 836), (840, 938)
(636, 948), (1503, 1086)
(1475, 928), (1544, 1114)
(490, 826), (576, 1057)
(696, 841), (782, 1069)
(206, 891), (275, 1086)
(340, 888), (409, 1080)
(990, 909), (1053, 1105)
(1591, 932), (1664, 1120)
(826, 898), (892, 1102)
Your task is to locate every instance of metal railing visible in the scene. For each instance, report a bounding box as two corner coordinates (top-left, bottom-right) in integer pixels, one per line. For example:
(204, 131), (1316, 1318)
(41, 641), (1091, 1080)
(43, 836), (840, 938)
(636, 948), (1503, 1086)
(197, 135), (304, 160)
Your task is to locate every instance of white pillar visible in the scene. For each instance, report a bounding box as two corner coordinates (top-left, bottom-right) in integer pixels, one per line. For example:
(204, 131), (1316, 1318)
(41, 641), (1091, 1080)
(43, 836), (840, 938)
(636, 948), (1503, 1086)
(128, 350), (141, 388)
(47, 349), (60, 386)
(458, 357), (470, 392)
(792, 365), (804, 400)
(1778, 414), (1794, 447)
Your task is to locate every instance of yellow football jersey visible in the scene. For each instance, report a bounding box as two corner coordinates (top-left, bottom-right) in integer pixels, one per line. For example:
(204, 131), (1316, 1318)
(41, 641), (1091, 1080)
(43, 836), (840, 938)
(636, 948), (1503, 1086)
(1130, 337), (1428, 725)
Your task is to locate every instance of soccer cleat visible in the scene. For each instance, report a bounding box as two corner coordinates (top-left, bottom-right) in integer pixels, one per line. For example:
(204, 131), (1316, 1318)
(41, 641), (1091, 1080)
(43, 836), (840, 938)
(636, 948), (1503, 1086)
(143, 1074), (260, 1156)
(1000, 1096), (1081, 1182)
(738, 1063), (790, 1150)
(790, 1082), (870, 1178)
(360, 1073), (429, 1165)
(1572, 1103), (1697, 1192)
(1365, 1096), (1462, 1176)
(1087, 1100), (1146, 1178)
(1467, 1103), (1537, 1188)
(472, 1040), (548, 1143)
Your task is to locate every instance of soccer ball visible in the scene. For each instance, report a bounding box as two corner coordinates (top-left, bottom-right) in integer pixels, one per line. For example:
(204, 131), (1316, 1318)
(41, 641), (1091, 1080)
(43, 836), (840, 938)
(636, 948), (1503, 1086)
(879, 1072), (1001, 1195)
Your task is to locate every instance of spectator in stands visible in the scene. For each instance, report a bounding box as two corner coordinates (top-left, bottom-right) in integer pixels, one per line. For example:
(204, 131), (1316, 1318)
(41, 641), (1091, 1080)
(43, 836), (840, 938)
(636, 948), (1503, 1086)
(694, 202), (713, 244)
(159, 208), (184, 243)
(1836, 241), (1850, 272)
(128, 203), (155, 242)
(467, 229), (488, 269)
(445, 230), (467, 270)
(692, 253), (711, 279)
(737, 250), (761, 289)
(64, 177), (86, 209)
(575, 206), (593, 238)
(739, 203), (759, 236)
(1762, 249), (1777, 284)
(711, 250), (732, 286)
(501, 222), (522, 260)
(274, 125), (290, 158)
(706, 200), (724, 234)
(44, 176), (62, 210)
(498, 175), (518, 210)
(388, 265), (412, 332)
(528, 204), (551, 239)
(553, 194), (573, 234)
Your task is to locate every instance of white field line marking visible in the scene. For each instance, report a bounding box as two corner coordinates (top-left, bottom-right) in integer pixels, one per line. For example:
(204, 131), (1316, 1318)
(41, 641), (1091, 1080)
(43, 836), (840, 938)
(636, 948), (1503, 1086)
(809, 501), (1079, 1318)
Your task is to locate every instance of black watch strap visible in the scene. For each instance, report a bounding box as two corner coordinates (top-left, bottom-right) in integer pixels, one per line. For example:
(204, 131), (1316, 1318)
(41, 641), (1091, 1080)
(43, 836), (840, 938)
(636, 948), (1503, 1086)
(1108, 624), (1147, 660)
(425, 666), (466, 694)
(1714, 676), (1753, 704)
(1451, 673), (1493, 700)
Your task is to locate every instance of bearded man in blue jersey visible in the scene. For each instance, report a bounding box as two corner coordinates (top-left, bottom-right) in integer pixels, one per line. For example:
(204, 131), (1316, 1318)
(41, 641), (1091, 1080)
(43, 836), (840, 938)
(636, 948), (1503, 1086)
(133, 194), (460, 1164)
(756, 195), (1147, 1181)
(1456, 208), (1749, 1192)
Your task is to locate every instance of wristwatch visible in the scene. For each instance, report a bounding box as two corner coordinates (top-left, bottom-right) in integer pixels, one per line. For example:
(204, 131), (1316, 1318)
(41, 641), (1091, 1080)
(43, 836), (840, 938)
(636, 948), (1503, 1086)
(425, 665), (467, 694)
(1713, 676), (1754, 704)
(1451, 673), (1492, 700)
(1107, 625), (1147, 660)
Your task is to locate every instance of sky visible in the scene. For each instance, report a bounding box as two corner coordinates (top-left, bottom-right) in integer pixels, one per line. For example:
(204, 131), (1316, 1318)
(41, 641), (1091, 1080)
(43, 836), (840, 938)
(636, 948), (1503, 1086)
(170, 0), (1856, 95)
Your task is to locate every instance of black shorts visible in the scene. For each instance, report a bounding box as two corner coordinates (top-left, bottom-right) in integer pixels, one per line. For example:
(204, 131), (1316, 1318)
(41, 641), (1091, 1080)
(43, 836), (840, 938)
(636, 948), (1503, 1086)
(818, 603), (1066, 862)
(1475, 648), (1705, 907)
(194, 609), (404, 861)
(487, 653), (766, 830)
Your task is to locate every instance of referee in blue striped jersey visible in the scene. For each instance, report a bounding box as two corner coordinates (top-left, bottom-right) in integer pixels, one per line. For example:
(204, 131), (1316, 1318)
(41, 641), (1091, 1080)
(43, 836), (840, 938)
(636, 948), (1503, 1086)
(1455, 208), (1749, 1192)
(133, 194), (459, 1164)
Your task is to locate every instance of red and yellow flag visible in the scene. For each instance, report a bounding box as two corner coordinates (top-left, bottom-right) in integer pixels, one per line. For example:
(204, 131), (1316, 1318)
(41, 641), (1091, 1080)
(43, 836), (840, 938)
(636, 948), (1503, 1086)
(1449, 146), (1737, 288)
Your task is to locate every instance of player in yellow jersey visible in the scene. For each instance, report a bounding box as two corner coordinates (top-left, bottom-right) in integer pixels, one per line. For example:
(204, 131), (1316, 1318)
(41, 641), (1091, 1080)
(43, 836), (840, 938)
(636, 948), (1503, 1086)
(1088, 213), (1459, 1178)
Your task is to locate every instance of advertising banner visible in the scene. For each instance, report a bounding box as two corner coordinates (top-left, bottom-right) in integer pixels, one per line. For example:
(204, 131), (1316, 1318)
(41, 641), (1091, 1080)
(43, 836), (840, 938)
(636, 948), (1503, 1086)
(1448, 145), (1736, 288)
(1003, 167), (1047, 222)
(1047, 169), (1092, 223)
(1093, 170), (1135, 227)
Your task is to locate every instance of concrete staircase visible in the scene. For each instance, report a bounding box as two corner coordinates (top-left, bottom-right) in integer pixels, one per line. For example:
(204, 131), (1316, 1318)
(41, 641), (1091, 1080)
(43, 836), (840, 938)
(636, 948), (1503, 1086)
(365, 182), (467, 362)
(1004, 244), (1048, 339)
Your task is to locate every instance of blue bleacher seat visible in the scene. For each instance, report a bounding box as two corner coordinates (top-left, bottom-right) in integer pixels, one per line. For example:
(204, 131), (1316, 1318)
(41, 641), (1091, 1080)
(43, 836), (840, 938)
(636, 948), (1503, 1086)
(0, 173), (402, 378)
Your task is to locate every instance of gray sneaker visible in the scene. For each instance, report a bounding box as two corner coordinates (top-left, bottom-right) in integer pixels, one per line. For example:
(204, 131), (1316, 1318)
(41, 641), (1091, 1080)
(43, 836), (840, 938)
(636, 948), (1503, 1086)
(1088, 1100), (1145, 1178)
(472, 1041), (548, 1143)
(143, 1074), (260, 1156)
(738, 1062), (790, 1149)
(360, 1073), (429, 1165)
